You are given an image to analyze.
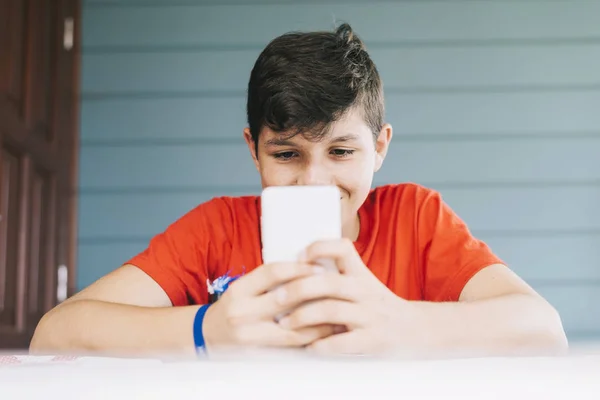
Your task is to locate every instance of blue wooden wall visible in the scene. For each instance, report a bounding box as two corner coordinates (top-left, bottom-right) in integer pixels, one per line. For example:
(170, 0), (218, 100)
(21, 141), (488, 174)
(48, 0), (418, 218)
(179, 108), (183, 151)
(78, 0), (600, 341)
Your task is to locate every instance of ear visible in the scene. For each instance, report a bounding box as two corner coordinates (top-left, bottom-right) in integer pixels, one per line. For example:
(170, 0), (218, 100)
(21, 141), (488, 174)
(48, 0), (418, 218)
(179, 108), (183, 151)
(243, 127), (261, 172)
(374, 123), (392, 172)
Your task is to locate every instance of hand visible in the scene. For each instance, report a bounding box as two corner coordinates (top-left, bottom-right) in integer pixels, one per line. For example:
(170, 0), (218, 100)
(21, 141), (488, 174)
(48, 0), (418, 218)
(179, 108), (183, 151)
(275, 238), (417, 356)
(202, 262), (337, 353)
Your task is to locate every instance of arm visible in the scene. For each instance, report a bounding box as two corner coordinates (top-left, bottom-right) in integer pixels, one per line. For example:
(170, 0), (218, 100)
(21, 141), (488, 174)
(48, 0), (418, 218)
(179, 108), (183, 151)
(414, 189), (568, 357)
(410, 263), (569, 358)
(278, 187), (570, 357)
(30, 262), (335, 357)
(30, 265), (201, 358)
(30, 198), (228, 357)
(275, 247), (569, 357)
(30, 197), (334, 357)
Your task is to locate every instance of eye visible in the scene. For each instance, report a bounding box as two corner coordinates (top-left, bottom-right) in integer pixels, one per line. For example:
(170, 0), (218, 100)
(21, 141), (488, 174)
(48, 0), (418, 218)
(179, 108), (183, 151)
(330, 149), (355, 158)
(273, 151), (298, 161)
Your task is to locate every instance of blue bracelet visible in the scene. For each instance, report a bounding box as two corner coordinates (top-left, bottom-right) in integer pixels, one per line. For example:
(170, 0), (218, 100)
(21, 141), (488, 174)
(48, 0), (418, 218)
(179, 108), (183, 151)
(193, 304), (211, 354)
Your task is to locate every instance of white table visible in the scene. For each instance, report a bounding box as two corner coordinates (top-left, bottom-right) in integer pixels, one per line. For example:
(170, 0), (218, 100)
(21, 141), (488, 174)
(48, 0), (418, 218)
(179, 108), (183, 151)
(1, 349), (599, 400)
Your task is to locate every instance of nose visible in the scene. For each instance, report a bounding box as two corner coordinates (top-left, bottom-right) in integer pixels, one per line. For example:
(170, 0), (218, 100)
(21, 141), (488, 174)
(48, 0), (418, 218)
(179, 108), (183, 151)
(297, 161), (333, 186)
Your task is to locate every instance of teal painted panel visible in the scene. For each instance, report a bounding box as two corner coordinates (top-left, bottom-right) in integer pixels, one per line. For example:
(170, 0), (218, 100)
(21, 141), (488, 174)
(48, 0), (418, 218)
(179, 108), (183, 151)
(76, 242), (600, 336)
(81, 97), (248, 142)
(78, 138), (600, 189)
(77, 185), (600, 238)
(77, 242), (147, 290)
(77, 190), (249, 239)
(81, 45), (600, 94)
(82, 50), (259, 94)
(441, 185), (600, 232)
(82, 2), (600, 48)
(80, 91), (600, 142)
(486, 234), (600, 283)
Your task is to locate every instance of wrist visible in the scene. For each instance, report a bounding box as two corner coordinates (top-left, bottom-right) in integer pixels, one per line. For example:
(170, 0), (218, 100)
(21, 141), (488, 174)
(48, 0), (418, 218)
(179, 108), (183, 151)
(402, 299), (462, 359)
(388, 297), (433, 356)
(192, 304), (211, 354)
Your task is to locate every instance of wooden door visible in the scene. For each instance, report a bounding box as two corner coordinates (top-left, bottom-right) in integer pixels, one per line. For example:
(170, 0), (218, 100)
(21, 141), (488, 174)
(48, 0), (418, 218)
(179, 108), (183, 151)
(0, 0), (80, 350)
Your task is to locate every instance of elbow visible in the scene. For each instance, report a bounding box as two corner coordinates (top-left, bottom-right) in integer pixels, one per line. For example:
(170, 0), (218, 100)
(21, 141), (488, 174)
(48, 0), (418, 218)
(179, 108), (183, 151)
(29, 301), (79, 355)
(524, 298), (569, 356)
(29, 310), (56, 354)
(543, 306), (570, 355)
(548, 331), (570, 356)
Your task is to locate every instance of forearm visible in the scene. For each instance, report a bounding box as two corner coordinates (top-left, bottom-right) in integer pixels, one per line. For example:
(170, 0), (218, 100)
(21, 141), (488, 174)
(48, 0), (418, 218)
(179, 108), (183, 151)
(410, 294), (568, 358)
(30, 299), (201, 358)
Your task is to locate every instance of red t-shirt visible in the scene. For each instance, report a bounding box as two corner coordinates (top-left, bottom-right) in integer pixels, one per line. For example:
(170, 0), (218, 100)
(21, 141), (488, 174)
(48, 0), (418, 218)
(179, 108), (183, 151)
(127, 183), (503, 306)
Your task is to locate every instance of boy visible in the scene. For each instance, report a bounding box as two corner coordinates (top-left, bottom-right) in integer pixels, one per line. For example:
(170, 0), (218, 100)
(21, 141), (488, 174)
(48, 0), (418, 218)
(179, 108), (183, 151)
(31, 24), (567, 358)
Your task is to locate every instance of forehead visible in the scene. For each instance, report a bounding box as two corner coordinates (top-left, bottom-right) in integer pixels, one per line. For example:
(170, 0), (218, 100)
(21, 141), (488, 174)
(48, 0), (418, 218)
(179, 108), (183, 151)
(260, 109), (372, 145)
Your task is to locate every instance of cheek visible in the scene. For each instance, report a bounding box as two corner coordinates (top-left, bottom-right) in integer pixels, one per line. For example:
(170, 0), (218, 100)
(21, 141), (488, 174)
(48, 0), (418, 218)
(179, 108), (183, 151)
(338, 158), (375, 197)
(258, 159), (295, 186)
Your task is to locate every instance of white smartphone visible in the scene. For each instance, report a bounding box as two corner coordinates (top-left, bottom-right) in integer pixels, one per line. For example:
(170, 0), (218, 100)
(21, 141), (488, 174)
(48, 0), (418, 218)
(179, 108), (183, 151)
(261, 185), (342, 270)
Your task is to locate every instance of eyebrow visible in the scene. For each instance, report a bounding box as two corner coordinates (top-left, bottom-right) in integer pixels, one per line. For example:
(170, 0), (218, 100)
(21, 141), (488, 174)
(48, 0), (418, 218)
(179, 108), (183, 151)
(264, 138), (296, 147)
(329, 134), (360, 144)
(264, 133), (360, 147)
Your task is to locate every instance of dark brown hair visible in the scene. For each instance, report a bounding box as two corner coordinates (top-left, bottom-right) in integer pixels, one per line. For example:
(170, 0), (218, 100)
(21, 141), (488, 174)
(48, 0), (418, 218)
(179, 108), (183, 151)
(246, 23), (385, 146)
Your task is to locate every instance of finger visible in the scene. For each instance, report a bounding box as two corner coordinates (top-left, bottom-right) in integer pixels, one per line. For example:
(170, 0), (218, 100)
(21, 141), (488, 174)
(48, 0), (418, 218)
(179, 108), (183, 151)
(221, 269), (336, 323)
(281, 324), (338, 347)
(230, 273), (355, 323)
(279, 299), (368, 330)
(226, 272), (360, 323)
(228, 262), (316, 297)
(222, 289), (292, 323)
(273, 274), (363, 312)
(231, 322), (337, 348)
(301, 239), (361, 274)
(307, 331), (366, 355)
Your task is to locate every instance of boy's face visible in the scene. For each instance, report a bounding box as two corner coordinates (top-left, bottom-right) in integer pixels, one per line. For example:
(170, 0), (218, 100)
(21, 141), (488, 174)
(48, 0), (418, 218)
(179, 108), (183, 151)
(244, 109), (392, 238)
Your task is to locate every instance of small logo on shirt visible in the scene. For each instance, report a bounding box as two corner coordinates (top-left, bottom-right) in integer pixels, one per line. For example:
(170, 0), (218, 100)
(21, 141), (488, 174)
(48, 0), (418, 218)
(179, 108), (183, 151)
(206, 268), (245, 303)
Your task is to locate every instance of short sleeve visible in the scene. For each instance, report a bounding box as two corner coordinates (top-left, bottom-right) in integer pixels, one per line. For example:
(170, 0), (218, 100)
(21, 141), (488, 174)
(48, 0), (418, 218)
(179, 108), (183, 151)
(126, 198), (231, 307)
(417, 190), (505, 302)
